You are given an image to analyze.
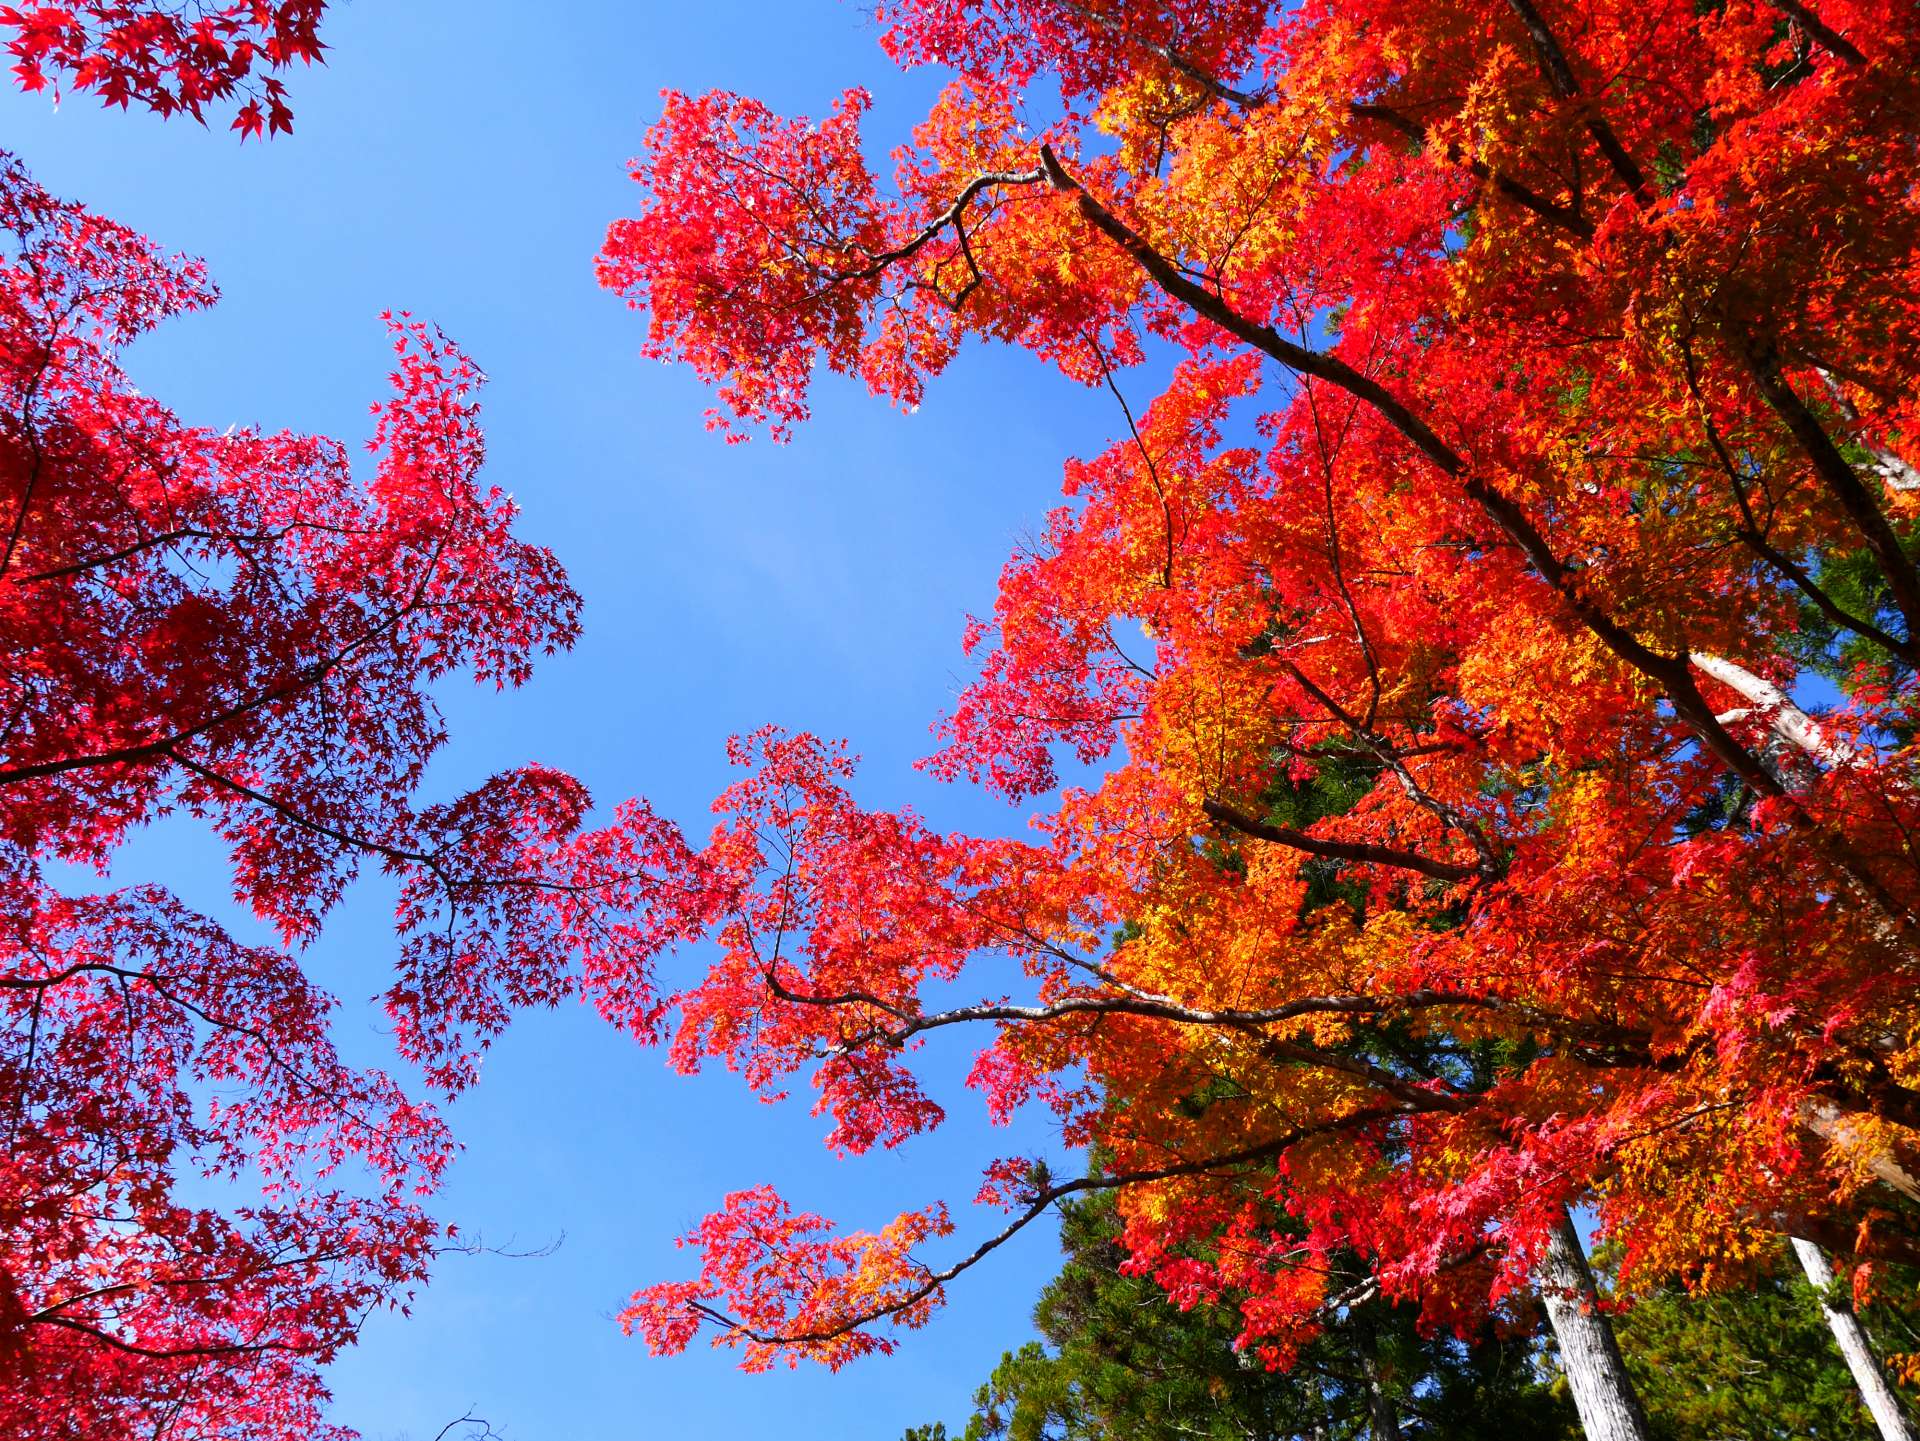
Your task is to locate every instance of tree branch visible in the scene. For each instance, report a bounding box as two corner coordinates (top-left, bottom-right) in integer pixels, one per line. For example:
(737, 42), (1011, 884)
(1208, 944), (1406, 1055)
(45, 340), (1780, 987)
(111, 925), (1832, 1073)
(1501, 0), (1652, 201)
(1347, 102), (1594, 240)
(684, 1117), (1420, 1351)
(1765, 0), (1868, 65)
(1202, 798), (1480, 883)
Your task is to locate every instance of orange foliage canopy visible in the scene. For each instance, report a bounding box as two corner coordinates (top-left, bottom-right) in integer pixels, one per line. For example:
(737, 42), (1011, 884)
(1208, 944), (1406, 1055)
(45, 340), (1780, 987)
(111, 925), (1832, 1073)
(597, 0), (1920, 1371)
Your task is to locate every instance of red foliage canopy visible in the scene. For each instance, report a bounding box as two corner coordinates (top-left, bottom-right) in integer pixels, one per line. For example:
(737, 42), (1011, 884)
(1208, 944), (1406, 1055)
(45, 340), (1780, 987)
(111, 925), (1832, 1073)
(0, 150), (692, 1437)
(12, 0), (1920, 1421)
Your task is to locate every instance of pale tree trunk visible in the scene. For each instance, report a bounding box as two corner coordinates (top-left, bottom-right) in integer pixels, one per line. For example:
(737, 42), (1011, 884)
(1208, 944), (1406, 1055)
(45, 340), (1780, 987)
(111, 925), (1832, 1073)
(1537, 1210), (1654, 1441)
(1690, 651), (1861, 770)
(1792, 1237), (1919, 1441)
(1817, 370), (1920, 493)
(1688, 661), (1920, 1195)
(1799, 1099), (1920, 1206)
(1690, 657), (1920, 1438)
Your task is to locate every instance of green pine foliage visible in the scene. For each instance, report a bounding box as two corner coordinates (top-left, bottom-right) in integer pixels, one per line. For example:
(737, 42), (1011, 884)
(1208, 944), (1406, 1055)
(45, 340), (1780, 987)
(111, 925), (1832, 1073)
(919, 1209), (1920, 1441)
(1601, 1244), (1920, 1441)
(923, 1190), (1577, 1441)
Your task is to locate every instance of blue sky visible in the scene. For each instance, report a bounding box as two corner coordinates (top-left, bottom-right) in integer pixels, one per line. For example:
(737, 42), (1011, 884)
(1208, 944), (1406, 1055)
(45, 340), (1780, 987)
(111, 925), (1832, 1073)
(2, 3), (1135, 1436)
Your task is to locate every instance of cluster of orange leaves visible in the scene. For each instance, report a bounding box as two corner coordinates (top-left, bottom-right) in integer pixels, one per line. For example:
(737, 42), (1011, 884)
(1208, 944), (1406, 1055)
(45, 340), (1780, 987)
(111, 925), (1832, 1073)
(9, 0), (1920, 1417)
(595, 0), (1920, 1375)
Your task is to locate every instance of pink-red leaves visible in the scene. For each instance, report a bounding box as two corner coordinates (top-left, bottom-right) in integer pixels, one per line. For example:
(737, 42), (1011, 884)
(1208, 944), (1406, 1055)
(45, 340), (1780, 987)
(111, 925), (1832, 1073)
(0, 152), (672, 1438)
(3, 2), (323, 134)
(598, 88), (893, 441)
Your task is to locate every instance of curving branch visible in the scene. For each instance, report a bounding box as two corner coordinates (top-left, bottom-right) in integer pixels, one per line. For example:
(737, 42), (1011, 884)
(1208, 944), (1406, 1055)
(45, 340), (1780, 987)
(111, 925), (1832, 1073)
(1347, 102), (1594, 240)
(765, 966), (1647, 1090)
(1273, 656), (1501, 873)
(831, 167), (1047, 305)
(431, 1411), (504, 1441)
(1501, 0), (1651, 201)
(21, 518), (383, 585)
(1486, 3), (1916, 655)
(1494, 0), (1914, 650)
(1676, 331), (1917, 665)
(679, 1115), (1420, 1352)
(0, 537), (451, 789)
(1029, 143), (1920, 947)
(1054, 0), (1269, 110)
(1737, 340), (1920, 646)
(1086, 332), (1178, 589)
(3, 956), (409, 1154)
(1203, 797), (1481, 883)
(1691, 652), (1864, 772)
(32, 1311), (311, 1362)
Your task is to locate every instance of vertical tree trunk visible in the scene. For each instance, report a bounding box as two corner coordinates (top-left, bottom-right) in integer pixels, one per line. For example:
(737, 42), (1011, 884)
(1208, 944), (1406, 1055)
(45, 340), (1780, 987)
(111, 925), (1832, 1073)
(1307, 1377), (1331, 1441)
(1693, 651), (1919, 1441)
(1792, 1236), (1919, 1441)
(1537, 1209), (1654, 1441)
(1358, 1318), (1403, 1441)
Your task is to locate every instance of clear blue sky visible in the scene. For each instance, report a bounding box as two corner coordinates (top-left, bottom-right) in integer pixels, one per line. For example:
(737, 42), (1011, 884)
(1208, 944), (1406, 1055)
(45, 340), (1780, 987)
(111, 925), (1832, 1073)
(3, 3), (1131, 1436)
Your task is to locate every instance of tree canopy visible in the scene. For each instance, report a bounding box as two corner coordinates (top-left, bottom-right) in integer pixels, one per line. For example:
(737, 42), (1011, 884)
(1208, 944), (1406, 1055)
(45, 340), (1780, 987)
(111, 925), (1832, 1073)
(597, 0), (1920, 1378)
(6, 0), (1920, 1435)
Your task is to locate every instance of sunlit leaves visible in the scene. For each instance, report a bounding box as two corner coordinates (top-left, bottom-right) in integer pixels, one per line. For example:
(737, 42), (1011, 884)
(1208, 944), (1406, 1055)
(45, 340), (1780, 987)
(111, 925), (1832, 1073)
(1, 2), (327, 136)
(609, 0), (1920, 1376)
(0, 151), (679, 1438)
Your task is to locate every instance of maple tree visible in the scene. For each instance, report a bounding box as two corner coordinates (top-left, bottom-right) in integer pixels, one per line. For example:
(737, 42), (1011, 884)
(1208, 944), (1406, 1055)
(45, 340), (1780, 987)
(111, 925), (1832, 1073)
(9, 0), (1920, 1432)
(594, 0), (1920, 1427)
(2, 2), (328, 137)
(0, 148), (689, 1439)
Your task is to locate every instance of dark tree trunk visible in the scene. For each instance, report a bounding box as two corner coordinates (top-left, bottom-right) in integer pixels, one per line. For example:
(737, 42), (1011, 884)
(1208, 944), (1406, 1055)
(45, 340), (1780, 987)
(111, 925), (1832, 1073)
(1358, 1317), (1402, 1441)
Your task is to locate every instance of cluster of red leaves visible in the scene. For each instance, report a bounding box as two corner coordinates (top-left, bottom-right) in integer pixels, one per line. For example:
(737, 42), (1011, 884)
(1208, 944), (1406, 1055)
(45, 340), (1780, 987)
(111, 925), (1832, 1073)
(0, 883), (447, 1441)
(620, 1184), (953, 1373)
(0, 148), (709, 1438)
(602, 0), (1920, 1376)
(12, 0), (1920, 1418)
(1, 2), (326, 136)
(596, 88), (895, 441)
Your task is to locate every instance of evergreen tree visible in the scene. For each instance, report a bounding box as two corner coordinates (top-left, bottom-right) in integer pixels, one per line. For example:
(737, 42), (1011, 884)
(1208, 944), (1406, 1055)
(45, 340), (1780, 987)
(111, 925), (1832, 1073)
(1602, 1245), (1920, 1441)
(922, 1189), (1579, 1441)
(922, 1216), (1920, 1441)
